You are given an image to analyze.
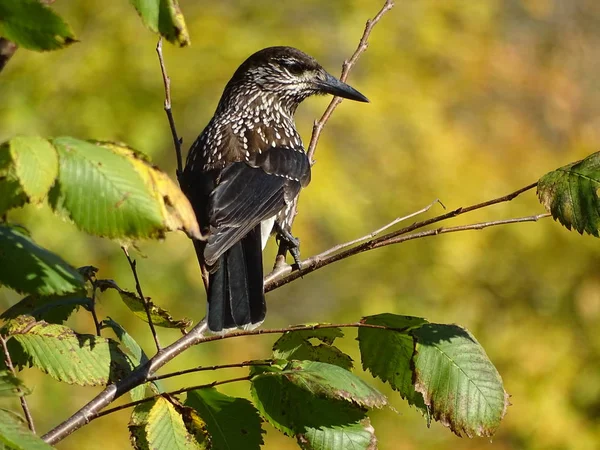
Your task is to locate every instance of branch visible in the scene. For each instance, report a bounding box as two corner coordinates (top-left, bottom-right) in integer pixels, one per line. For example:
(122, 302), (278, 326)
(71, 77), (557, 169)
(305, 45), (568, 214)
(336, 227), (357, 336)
(0, 334), (35, 433)
(122, 247), (161, 351)
(265, 182), (542, 290)
(94, 376), (251, 420)
(274, 0), (395, 268)
(147, 360), (275, 383)
(156, 38), (183, 180)
(306, 0), (395, 162)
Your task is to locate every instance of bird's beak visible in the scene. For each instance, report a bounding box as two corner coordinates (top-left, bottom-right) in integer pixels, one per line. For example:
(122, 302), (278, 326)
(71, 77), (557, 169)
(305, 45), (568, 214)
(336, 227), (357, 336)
(316, 71), (369, 103)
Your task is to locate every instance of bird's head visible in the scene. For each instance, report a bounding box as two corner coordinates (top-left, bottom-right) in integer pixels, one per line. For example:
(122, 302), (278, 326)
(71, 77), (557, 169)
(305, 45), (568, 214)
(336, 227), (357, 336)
(224, 46), (368, 111)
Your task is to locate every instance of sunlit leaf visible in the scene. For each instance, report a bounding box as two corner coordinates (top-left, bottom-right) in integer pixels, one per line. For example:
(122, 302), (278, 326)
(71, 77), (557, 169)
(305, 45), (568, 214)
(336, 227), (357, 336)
(0, 0), (77, 51)
(185, 388), (264, 450)
(0, 409), (54, 450)
(4, 316), (133, 386)
(0, 224), (85, 296)
(0, 293), (91, 324)
(273, 327), (353, 369)
(146, 397), (203, 449)
(0, 137), (58, 214)
(0, 371), (30, 397)
(129, 0), (190, 46)
(412, 324), (509, 437)
(538, 152), (600, 236)
(358, 314), (429, 414)
(48, 138), (200, 240)
(129, 400), (155, 450)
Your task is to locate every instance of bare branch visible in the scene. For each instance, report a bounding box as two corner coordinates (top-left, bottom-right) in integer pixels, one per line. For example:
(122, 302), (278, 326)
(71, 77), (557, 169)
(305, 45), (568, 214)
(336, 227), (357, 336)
(122, 247), (161, 351)
(0, 335), (35, 433)
(147, 360), (275, 383)
(306, 0), (395, 162)
(265, 183), (542, 290)
(156, 38), (183, 179)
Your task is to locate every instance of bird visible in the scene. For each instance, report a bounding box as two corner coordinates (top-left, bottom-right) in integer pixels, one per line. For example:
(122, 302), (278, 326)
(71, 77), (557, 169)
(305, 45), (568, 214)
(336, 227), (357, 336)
(180, 46), (368, 332)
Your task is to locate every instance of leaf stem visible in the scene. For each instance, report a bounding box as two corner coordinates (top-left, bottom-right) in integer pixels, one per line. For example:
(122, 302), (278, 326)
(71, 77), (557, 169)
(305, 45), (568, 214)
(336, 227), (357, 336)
(0, 335), (36, 433)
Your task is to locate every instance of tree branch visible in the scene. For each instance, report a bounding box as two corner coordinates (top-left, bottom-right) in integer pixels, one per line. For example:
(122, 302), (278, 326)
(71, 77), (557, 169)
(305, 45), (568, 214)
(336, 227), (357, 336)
(0, 334), (35, 433)
(156, 38), (183, 180)
(265, 182), (541, 290)
(94, 376), (251, 420)
(147, 360), (275, 383)
(122, 247), (161, 352)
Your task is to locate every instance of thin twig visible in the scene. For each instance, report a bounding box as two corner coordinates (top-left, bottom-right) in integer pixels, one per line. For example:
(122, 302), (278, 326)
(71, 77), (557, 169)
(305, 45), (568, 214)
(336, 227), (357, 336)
(156, 38), (183, 179)
(276, 0), (395, 267)
(122, 247), (161, 351)
(147, 360), (275, 383)
(266, 212), (550, 291)
(0, 335), (35, 433)
(94, 376), (251, 420)
(89, 283), (102, 336)
(306, 0), (395, 162)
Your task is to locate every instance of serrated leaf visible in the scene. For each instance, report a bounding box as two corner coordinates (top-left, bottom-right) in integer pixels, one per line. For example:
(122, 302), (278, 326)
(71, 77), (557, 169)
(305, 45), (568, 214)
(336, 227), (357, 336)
(1, 293), (91, 324)
(0, 409), (54, 449)
(119, 288), (192, 330)
(412, 324), (509, 437)
(0, 0), (77, 51)
(0, 371), (30, 397)
(358, 314), (429, 414)
(4, 316), (133, 386)
(0, 224), (85, 296)
(537, 152), (600, 236)
(48, 138), (200, 240)
(129, 0), (190, 46)
(251, 361), (384, 442)
(146, 397), (203, 449)
(185, 388), (264, 450)
(297, 417), (377, 450)
(273, 327), (353, 370)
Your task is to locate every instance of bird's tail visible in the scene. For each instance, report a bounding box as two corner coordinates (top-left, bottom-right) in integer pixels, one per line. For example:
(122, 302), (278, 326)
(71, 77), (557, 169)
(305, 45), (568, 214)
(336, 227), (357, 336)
(205, 225), (266, 332)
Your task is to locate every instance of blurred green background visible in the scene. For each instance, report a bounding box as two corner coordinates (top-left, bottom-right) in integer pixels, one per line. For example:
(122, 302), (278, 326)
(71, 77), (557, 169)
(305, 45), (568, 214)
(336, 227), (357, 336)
(1, 0), (600, 449)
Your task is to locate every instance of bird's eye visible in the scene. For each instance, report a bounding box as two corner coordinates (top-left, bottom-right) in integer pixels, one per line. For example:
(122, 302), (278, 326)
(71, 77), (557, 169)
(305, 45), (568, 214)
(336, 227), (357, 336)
(281, 60), (304, 75)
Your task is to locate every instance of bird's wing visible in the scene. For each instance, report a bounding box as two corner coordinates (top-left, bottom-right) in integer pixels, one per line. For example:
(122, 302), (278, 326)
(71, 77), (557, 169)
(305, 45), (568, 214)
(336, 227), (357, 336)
(204, 146), (310, 266)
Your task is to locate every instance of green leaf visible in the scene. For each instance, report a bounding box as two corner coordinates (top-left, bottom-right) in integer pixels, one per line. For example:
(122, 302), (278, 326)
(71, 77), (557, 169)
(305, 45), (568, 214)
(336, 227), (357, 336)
(146, 397), (203, 449)
(251, 361), (385, 444)
(273, 327), (353, 370)
(4, 316), (133, 386)
(48, 138), (200, 240)
(101, 318), (163, 401)
(0, 137), (58, 214)
(0, 409), (54, 449)
(412, 324), (509, 437)
(358, 314), (429, 413)
(297, 417), (377, 450)
(185, 388), (264, 450)
(537, 152), (600, 236)
(117, 286), (191, 330)
(130, 400), (156, 450)
(0, 0), (77, 51)
(0, 293), (91, 324)
(0, 371), (30, 397)
(129, 0), (190, 46)
(0, 224), (85, 296)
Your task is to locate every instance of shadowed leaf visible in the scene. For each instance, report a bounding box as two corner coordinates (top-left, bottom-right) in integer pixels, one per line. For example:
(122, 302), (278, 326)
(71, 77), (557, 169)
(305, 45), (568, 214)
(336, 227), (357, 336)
(0, 293), (91, 324)
(297, 417), (377, 450)
(358, 314), (429, 415)
(0, 0), (77, 51)
(0, 225), (85, 296)
(0, 409), (54, 449)
(0, 371), (30, 397)
(185, 388), (264, 450)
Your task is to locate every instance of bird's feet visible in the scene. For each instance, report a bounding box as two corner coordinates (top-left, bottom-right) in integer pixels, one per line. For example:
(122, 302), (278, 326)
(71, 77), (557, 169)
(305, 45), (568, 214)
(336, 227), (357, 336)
(275, 224), (302, 270)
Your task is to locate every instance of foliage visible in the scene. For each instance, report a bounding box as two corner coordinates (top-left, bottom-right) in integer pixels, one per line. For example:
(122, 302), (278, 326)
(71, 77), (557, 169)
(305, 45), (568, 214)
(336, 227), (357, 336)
(1, 1), (599, 450)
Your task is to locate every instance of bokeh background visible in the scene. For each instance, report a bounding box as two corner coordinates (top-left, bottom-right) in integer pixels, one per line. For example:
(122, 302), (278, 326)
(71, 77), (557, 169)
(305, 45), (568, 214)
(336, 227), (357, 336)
(1, 0), (600, 449)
